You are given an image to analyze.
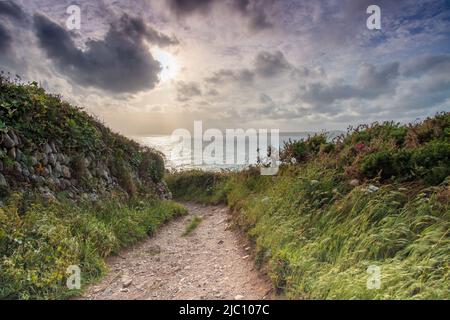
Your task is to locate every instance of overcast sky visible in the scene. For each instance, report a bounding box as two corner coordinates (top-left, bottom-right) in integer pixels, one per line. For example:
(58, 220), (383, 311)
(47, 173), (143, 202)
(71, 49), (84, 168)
(1, 0), (449, 135)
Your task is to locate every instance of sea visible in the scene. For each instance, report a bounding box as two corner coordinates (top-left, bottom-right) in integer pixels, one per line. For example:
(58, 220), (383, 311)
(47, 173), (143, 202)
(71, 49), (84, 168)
(134, 131), (343, 171)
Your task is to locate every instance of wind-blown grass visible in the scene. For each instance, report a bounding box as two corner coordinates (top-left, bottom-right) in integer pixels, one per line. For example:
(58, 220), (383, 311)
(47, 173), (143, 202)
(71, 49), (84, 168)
(167, 113), (450, 299)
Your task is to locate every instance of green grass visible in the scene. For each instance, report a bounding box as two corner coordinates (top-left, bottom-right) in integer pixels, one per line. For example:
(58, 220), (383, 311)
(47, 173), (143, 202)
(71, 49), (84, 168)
(0, 192), (187, 300)
(182, 216), (203, 236)
(166, 113), (450, 300)
(166, 169), (229, 204)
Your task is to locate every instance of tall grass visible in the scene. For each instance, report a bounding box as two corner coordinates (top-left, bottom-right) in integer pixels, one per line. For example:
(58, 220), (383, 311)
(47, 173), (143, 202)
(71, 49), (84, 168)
(0, 192), (187, 300)
(166, 114), (450, 299)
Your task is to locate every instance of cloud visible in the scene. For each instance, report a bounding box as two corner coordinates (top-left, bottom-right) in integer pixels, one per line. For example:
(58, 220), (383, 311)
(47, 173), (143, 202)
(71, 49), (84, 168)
(167, 0), (272, 31)
(33, 13), (178, 93)
(0, 23), (12, 52)
(205, 50), (293, 88)
(0, 0), (26, 21)
(402, 54), (450, 77)
(167, 0), (215, 16)
(298, 62), (400, 105)
(231, 0), (273, 30)
(0, 1), (29, 67)
(254, 50), (292, 77)
(176, 81), (202, 101)
(205, 68), (255, 84)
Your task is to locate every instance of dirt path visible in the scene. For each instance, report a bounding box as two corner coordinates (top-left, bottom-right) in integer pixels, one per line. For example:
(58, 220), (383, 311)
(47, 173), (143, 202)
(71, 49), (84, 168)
(81, 202), (272, 300)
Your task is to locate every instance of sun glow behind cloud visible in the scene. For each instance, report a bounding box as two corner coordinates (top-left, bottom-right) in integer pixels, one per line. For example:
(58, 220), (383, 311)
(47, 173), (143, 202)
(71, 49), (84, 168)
(153, 47), (180, 82)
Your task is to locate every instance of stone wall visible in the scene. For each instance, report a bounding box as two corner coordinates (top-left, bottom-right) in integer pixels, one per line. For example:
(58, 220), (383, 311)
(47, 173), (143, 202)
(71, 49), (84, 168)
(0, 129), (171, 201)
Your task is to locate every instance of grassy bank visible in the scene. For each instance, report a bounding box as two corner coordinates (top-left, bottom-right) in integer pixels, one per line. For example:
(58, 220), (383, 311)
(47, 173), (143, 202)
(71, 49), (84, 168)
(0, 192), (186, 299)
(167, 114), (450, 299)
(0, 75), (187, 300)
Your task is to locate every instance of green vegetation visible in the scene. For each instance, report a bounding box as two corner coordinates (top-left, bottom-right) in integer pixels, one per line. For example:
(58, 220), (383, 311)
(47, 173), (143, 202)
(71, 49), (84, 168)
(167, 170), (229, 204)
(0, 74), (165, 195)
(0, 192), (187, 300)
(167, 113), (450, 299)
(182, 216), (203, 237)
(0, 75), (188, 300)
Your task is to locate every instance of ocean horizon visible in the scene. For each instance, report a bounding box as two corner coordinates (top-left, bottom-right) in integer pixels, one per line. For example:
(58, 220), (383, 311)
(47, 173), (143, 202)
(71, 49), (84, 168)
(134, 131), (344, 171)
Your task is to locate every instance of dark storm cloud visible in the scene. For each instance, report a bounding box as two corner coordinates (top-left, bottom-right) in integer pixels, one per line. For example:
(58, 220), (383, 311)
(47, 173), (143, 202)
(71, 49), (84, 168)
(176, 81), (202, 101)
(254, 51), (292, 77)
(0, 0), (26, 21)
(167, 0), (272, 31)
(167, 0), (214, 16)
(0, 23), (12, 52)
(205, 68), (255, 85)
(299, 62), (400, 105)
(358, 62), (400, 92)
(0, 0), (27, 52)
(231, 0), (273, 30)
(33, 14), (178, 93)
(205, 50), (293, 87)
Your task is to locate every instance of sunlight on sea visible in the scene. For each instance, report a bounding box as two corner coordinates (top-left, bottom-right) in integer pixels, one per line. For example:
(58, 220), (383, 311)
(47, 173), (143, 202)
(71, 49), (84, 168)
(134, 132), (340, 171)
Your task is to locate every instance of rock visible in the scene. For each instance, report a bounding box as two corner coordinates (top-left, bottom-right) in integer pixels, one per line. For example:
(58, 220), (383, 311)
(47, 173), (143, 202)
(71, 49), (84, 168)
(62, 179), (72, 189)
(310, 180), (320, 185)
(38, 176), (46, 185)
(350, 179), (360, 187)
(21, 166), (30, 177)
(367, 185), (380, 193)
(218, 240), (224, 245)
(13, 162), (22, 174)
(156, 181), (172, 200)
(53, 163), (62, 177)
(0, 160), (3, 172)
(0, 173), (8, 187)
(43, 167), (50, 177)
(29, 156), (38, 166)
(48, 153), (56, 167)
(1, 133), (15, 148)
(50, 142), (57, 153)
(61, 166), (71, 179)
(85, 169), (93, 180)
(38, 186), (56, 201)
(8, 131), (19, 146)
(242, 255), (250, 260)
(43, 143), (52, 154)
(62, 155), (71, 165)
(8, 148), (16, 160)
(234, 295), (244, 300)
(15, 149), (23, 162)
(122, 275), (133, 288)
(37, 153), (48, 166)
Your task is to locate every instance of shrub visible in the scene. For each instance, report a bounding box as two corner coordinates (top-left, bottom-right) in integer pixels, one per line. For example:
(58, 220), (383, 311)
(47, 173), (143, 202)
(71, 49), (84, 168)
(138, 150), (165, 183)
(411, 141), (450, 184)
(109, 159), (137, 196)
